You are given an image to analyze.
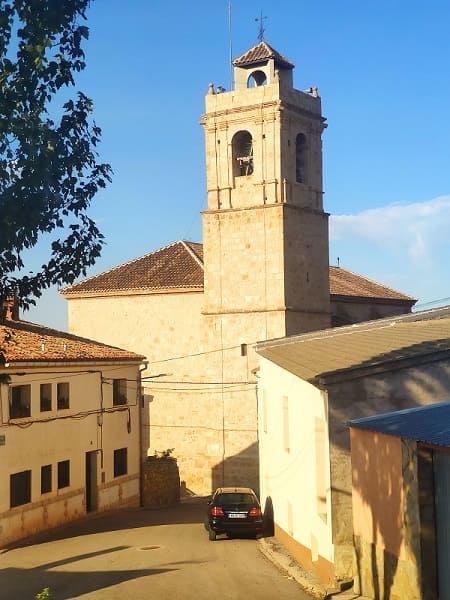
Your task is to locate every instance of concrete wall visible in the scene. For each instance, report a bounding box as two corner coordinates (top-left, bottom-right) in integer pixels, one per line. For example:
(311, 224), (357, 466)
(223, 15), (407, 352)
(331, 299), (412, 327)
(258, 357), (334, 585)
(350, 430), (422, 599)
(0, 363), (141, 546)
(327, 358), (450, 585)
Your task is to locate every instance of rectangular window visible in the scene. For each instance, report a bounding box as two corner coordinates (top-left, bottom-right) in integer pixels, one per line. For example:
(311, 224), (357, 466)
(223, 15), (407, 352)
(57, 460), (70, 489)
(113, 379), (127, 406)
(41, 464), (52, 494)
(114, 448), (128, 477)
(40, 383), (52, 412)
(10, 384), (31, 419)
(282, 396), (290, 453)
(57, 382), (70, 410)
(10, 470), (31, 508)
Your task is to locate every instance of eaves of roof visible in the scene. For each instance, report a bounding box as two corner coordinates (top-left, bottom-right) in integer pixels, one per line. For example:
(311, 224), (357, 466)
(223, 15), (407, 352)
(349, 400), (450, 448)
(256, 307), (450, 387)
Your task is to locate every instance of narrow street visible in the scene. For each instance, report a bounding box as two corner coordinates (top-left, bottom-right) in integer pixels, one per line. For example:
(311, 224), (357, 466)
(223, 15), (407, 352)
(0, 498), (314, 600)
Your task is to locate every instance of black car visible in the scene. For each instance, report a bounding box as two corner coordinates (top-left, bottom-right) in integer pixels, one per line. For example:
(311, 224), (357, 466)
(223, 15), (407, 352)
(205, 487), (263, 541)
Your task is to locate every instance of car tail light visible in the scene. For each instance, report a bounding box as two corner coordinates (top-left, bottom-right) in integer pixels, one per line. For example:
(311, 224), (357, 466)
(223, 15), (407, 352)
(211, 506), (225, 517)
(248, 507), (262, 518)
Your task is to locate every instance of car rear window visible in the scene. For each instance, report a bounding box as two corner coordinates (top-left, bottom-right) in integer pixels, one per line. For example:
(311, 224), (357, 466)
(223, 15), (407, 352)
(216, 493), (255, 504)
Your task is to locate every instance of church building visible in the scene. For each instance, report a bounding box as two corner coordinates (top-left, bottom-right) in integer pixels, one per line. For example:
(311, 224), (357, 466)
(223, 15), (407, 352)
(61, 41), (415, 495)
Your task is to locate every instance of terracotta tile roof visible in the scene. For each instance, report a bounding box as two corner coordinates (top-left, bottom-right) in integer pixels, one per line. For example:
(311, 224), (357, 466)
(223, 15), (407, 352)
(329, 266), (415, 303)
(233, 42), (295, 69)
(257, 307), (450, 386)
(61, 241), (204, 297)
(0, 319), (145, 364)
(61, 242), (415, 306)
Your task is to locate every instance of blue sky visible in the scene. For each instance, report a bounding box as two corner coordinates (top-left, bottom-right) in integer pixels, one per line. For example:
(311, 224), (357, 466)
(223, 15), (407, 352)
(25, 0), (450, 330)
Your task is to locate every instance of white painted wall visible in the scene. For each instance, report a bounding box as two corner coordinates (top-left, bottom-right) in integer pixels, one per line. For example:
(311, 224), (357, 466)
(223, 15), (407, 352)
(258, 356), (334, 566)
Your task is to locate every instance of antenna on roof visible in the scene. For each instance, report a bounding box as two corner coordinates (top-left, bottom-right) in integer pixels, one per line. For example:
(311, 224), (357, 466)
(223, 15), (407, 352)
(255, 11), (267, 42)
(228, 2), (234, 89)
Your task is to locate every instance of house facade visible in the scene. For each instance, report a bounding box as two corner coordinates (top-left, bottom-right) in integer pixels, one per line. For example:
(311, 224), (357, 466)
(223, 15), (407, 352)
(349, 402), (450, 600)
(61, 41), (414, 496)
(256, 307), (450, 590)
(0, 313), (145, 547)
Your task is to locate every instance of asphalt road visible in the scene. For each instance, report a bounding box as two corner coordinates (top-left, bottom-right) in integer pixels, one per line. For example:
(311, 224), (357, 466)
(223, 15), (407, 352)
(0, 497), (313, 600)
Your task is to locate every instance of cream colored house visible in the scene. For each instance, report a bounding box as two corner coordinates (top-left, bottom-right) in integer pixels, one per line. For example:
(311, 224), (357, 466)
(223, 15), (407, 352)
(256, 307), (450, 591)
(0, 310), (145, 547)
(61, 41), (415, 496)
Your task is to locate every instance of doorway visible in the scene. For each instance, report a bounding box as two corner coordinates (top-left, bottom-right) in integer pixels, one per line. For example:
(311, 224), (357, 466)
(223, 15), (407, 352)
(85, 451), (98, 513)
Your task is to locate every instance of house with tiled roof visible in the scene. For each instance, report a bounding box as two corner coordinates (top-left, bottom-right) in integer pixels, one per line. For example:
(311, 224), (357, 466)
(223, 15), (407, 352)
(61, 41), (415, 496)
(255, 306), (450, 592)
(0, 307), (145, 546)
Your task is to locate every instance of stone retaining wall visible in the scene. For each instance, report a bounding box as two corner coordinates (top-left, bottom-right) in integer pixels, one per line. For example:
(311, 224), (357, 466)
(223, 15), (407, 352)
(142, 458), (180, 508)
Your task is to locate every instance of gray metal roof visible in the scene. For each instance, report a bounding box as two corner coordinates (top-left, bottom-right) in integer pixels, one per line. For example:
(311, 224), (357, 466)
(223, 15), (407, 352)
(349, 401), (450, 447)
(256, 306), (450, 386)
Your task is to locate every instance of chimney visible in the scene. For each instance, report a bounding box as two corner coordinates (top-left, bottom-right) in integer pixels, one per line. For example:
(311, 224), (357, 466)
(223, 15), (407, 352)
(3, 296), (19, 321)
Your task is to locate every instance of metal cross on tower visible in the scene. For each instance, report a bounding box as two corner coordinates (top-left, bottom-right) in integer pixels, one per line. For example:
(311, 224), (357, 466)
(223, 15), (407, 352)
(255, 11), (267, 42)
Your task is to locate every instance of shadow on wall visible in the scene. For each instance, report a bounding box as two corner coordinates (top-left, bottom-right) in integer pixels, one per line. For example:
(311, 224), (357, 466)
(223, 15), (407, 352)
(211, 442), (260, 495)
(351, 431), (404, 600)
(262, 496), (275, 537)
(326, 339), (450, 594)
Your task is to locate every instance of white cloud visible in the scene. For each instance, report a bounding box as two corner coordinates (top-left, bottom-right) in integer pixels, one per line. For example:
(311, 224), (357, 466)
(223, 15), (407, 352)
(330, 195), (450, 267)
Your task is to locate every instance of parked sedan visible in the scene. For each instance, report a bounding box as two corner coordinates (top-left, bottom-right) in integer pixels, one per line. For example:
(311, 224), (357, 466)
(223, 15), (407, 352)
(205, 487), (263, 541)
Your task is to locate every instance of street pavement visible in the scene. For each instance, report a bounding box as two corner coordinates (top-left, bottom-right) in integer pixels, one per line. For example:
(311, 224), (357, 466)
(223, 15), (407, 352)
(0, 497), (315, 600)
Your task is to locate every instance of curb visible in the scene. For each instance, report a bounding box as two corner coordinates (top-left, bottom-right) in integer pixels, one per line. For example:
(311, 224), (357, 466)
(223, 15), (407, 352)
(258, 536), (371, 600)
(258, 536), (327, 599)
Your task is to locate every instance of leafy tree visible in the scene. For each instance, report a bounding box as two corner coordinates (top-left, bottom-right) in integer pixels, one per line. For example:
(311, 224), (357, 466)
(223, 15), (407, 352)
(0, 0), (111, 310)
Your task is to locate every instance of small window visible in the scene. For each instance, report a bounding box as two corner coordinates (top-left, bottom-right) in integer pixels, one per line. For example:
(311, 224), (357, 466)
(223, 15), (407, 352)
(57, 382), (70, 410)
(114, 448), (128, 477)
(57, 460), (70, 489)
(232, 131), (254, 177)
(113, 379), (127, 406)
(40, 383), (52, 412)
(10, 470), (31, 507)
(282, 396), (290, 453)
(10, 385), (31, 419)
(296, 133), (307, 183)
(41, 464), (52, 494)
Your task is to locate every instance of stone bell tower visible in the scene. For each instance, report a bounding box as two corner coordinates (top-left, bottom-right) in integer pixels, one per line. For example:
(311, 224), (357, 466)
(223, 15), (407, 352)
(201, 41), (331, 338)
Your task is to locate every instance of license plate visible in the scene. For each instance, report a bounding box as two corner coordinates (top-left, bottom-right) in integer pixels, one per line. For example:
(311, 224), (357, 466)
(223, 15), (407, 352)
(228, 512), (246, 519)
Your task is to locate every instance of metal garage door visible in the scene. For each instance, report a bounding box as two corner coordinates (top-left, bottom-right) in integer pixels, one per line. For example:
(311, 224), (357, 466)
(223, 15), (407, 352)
(434, 450), (450, 599)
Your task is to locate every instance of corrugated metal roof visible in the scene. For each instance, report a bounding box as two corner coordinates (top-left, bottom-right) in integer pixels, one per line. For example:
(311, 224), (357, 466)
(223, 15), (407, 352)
(256, 307), (450, 385)
(349, 401), (450, 447)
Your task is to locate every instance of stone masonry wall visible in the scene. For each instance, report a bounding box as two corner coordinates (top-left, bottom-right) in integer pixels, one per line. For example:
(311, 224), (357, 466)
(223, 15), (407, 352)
(142, 458), (180, 508)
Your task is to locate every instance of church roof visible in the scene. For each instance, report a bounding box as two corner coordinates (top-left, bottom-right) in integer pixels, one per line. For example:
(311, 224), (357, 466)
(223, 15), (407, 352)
(61, 241), (415, 305)
(0, 318), (144, 365)
(256, 307), (450, 386)
(329, 266), (416, 304)
(61, 241), (204, 297)
(233, 41), (295, 69)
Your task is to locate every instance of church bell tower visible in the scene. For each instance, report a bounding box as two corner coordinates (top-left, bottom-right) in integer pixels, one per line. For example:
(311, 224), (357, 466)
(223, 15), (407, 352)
(201, 41), (331, 338)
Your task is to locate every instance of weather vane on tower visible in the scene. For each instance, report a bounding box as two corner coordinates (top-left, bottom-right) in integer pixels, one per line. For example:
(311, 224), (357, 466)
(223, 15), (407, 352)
(255, 11), (267, 42)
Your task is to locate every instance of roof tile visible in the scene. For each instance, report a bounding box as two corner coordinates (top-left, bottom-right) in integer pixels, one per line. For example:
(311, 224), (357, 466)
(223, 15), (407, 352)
(62, 242), (414, 304)
(233, 42), (295, 69)
(0, 319), (145, 364)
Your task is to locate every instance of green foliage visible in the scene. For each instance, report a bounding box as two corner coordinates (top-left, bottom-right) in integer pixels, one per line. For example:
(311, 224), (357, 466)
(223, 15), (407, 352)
(0, 0), (112, 309)
(35, 588), (53, 600)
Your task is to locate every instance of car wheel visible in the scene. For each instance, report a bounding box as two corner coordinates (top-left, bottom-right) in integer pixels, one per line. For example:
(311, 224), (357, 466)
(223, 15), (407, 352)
(209, 529), (217, 541)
